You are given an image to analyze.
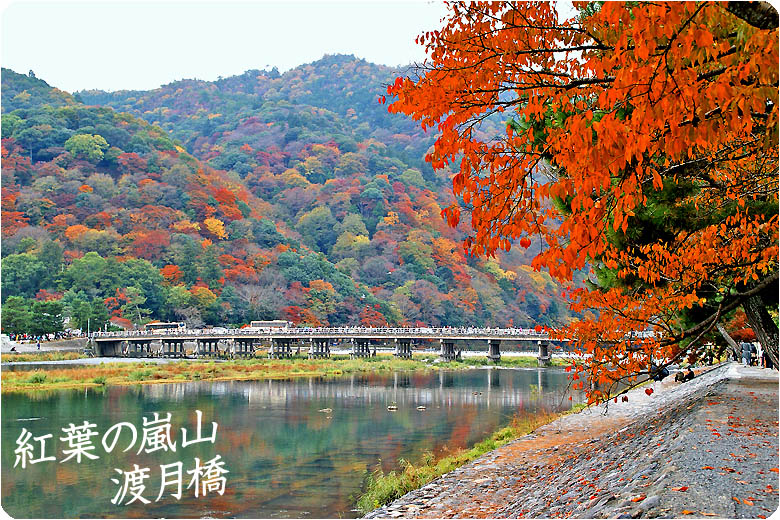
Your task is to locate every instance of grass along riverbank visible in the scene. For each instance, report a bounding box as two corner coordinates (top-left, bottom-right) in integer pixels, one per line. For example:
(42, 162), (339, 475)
(0, 353), (567, 393)
(355, 403), (587, 514)
(1, 351), (86, 362)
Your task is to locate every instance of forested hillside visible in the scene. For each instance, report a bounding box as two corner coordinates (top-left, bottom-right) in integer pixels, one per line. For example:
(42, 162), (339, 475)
(1, 59), (573, 332)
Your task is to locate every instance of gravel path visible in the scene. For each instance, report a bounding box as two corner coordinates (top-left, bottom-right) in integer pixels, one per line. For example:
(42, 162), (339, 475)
(365, 363), (779, 519)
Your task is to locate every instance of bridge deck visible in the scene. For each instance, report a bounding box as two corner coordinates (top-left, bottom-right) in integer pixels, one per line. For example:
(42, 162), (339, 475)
(93, 327), (557, 343)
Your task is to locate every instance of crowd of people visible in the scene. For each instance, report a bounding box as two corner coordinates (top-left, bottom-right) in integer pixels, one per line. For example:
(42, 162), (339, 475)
(740, 341), (774, 369)
(6, 330), (86, 345)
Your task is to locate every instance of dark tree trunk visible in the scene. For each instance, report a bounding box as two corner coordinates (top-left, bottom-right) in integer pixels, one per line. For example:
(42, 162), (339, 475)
(716, 321), (741, 360)
(743, 292), (779, 368)
(726, 2), (779, 30)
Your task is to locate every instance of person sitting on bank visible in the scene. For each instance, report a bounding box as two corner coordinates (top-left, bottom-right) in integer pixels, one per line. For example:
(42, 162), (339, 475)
(650, 363), (670, 382)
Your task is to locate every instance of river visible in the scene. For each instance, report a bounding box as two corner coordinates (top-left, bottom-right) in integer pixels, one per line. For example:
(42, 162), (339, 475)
(1, 368), (579, 518)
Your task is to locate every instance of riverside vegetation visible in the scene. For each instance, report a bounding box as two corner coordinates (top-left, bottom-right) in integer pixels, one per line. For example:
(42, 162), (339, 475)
(355, 403), (587, 514)
(0, 352), (566, 392)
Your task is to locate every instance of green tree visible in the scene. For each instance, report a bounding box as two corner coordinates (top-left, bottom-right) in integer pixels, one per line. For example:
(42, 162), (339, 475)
(120, 286), (151, 325)
(1, 296), (33, 335)
(296, 206), (338, 253)
(29, 300), (64, 335)
(1, 253), (47, 301)
(59, 252), (109, 296)
(64, 134), (109, 162)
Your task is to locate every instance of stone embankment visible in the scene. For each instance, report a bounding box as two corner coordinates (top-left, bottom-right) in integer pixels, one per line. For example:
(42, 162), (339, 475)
(365, 363), (779, 519)
(1, 336), (86, 353)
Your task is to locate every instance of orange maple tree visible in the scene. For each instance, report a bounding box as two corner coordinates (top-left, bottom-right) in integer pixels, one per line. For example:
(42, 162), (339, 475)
(386, 1), (778, 401)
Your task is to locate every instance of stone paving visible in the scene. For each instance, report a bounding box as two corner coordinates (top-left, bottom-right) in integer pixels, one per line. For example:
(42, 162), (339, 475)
(365, 363), (779, 518)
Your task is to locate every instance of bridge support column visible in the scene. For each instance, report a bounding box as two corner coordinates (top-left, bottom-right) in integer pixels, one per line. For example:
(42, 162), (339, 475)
(127, 340), (152, 357)
(439, 340), (457, 362)
(394, 339), (412, 359)
(269, 338), (293, 359)
(351, 339), (372, 358)
(537, 340), (551, 366)
(487, 339), (501, 363)
(162, 340), (184, 357)
(197, 339), (218, 358)
(309, 339), (330, 359)
(234, 339), (255, 358)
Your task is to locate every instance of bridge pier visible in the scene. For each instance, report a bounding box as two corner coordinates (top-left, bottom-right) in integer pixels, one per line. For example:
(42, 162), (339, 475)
(269, 338), (293, 359)
(537, 340), (551, 366)
(126, 340), (152, 357)
(95, 340), (123, 357)
(394, 338), (412, 359)
(439, 340), (458, 362)
(161, 339), (186, 357)
(197, 339), (221, 358)
(351, 339), (373, 358)
(309, 338), (330, 359)
(487, 339), (501, 362)
(233, 338), (256, 358)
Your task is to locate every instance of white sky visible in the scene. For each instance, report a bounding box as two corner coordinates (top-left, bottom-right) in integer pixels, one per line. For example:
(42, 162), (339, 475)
(1, 0), (449, 92)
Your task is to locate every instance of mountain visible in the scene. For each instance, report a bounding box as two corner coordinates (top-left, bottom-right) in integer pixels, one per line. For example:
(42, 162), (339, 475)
(1, 60), (573, 331)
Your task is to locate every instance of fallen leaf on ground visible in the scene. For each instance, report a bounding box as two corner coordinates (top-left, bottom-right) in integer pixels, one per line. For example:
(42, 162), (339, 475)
(630, 495), (646, 502)
(671, 486), (689, 492)
(681, 510), (696, 515)
(701, 512), (717, 517)
(701, 466), (715, 470)
(743, 499), (754, 505)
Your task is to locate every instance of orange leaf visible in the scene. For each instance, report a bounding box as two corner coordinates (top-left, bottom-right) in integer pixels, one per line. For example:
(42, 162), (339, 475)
(770, 468), (778, 473)
(672, 486), (689, 492)
(630, 495), (646, 502)
(681, 510), (695, 515)
(701, 466), (714, 470)
(743, 499), (754, 506)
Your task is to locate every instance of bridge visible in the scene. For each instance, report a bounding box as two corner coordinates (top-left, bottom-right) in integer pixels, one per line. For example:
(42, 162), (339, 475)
(91, 326), (562, 363)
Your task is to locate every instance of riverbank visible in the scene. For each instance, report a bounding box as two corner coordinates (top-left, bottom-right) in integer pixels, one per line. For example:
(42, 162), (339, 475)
(364, 362), (779, 519)
(356, 405), (586, 514)
(0, 354), (565, 393)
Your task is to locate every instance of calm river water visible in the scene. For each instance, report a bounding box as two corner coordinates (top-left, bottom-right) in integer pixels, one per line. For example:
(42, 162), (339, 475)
(1, 368), (578, 518)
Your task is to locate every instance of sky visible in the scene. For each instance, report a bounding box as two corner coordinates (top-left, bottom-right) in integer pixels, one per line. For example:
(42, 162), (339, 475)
(1, 0), (448, 93)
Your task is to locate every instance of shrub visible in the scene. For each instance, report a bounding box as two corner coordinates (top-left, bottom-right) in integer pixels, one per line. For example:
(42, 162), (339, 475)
(27, 372), (48, 384)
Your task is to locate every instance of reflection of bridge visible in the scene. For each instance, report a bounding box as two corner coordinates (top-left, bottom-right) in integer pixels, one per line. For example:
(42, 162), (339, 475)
(143, 369), (574, 410)
(92, 327), (563, 363)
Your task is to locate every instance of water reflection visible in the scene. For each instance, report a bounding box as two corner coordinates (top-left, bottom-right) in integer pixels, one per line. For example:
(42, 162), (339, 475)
(2, 368), (579, 518)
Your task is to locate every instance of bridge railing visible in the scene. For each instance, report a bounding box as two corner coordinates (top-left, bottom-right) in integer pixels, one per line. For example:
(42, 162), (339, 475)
(93, 326), (553, 340)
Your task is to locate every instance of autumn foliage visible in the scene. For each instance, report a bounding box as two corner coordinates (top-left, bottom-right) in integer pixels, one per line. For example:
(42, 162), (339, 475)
(386, 2), (778, 401)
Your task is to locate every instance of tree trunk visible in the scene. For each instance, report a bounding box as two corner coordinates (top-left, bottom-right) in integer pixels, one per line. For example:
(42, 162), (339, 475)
(726, 2), (779, 30)
(716, 322), (741, 360)
(743, 293), (779, 368)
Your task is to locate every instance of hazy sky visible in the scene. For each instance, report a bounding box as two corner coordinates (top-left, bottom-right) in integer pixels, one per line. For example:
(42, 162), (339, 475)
(1, 1), (448, 93)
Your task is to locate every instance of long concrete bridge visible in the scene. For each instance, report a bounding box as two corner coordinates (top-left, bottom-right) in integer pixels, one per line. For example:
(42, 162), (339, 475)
(91, 326), (563, 363)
